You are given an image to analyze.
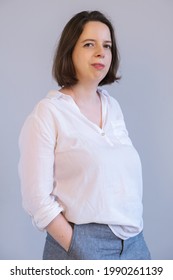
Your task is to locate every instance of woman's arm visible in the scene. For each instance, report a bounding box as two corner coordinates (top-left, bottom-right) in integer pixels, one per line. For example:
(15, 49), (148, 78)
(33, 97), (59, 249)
(19, 101), (63, 230)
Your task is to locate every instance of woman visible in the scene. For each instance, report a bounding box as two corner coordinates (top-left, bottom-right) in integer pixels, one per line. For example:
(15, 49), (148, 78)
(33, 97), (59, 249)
(18, 10), (151, 260)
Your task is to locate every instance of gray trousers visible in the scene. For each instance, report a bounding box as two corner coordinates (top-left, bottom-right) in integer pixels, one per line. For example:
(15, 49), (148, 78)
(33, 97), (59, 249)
(43, 223), (151, 260)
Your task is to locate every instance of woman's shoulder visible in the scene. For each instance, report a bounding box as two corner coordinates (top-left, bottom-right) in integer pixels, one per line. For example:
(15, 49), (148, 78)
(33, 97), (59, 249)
(21, 90), (62, 129)
(30, 90), (62, 115)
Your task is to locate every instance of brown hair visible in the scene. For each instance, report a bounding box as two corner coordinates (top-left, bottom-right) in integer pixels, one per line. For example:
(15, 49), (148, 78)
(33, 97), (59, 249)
(52, 11), (120, 87)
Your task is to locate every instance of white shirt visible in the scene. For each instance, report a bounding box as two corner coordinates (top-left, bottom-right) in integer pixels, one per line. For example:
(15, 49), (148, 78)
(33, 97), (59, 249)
(18, 88), (143, 240)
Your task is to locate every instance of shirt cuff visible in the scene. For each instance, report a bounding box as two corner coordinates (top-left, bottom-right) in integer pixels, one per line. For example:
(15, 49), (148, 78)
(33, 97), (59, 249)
(31, 203), (64, 231)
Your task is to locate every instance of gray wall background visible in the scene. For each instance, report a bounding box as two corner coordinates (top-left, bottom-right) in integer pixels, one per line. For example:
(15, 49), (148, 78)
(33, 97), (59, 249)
(0, 0), (173, 259)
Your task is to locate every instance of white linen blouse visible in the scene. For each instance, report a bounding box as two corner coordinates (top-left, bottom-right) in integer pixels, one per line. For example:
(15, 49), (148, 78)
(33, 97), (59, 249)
(18, 88), (143, 240)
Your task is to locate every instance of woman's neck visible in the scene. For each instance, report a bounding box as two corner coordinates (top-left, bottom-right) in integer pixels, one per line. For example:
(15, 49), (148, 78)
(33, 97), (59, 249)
(60, 83), (102, 128)
(60, 83), (99, 105)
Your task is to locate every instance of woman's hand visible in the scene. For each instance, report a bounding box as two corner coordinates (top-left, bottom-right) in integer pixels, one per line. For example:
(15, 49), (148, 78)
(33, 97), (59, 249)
(46, 213), (73, 251)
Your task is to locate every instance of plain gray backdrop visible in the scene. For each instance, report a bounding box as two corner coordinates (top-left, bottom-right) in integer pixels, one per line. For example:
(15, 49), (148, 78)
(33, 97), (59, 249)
(0, 0), (173, 259)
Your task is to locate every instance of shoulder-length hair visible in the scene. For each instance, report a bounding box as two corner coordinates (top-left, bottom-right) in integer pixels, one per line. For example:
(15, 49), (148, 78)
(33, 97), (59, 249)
(52, 11), (120, 87)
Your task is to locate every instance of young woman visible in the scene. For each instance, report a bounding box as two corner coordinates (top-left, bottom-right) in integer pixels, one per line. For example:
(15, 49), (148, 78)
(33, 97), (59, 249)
(18, 10), (151, 260)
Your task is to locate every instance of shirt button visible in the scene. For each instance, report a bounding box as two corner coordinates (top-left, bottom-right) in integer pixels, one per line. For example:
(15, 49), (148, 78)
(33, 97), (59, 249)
(101, 131), (105, 136)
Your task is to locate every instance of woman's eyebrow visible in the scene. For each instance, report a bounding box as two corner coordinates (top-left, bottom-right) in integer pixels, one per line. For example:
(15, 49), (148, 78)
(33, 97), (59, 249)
(81, 39), (95, 43)
(81, 39), (112, 43)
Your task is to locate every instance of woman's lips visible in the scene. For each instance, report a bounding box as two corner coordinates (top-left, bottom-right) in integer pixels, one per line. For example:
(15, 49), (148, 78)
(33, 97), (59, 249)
(91, 63), (105, 70)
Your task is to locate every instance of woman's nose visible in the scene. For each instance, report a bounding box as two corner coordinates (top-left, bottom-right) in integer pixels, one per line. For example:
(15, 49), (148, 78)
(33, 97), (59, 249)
(95, 45), (105, 58)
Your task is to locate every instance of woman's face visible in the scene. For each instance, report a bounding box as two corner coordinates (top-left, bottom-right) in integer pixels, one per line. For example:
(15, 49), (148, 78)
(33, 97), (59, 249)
(72, 21), (112, 86)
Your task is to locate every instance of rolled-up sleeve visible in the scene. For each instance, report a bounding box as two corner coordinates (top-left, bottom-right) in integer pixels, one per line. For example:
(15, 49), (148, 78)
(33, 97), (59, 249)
(18, 101), (63, 230)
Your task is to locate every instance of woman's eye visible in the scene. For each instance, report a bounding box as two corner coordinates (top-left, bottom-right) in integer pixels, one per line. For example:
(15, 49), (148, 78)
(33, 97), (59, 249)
(104, 44), (112, 49)
(84, 43), (94, 47)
